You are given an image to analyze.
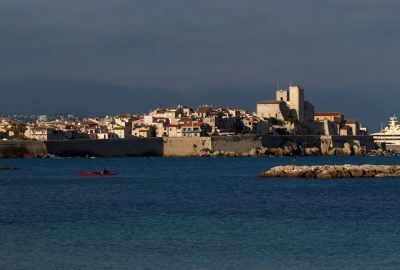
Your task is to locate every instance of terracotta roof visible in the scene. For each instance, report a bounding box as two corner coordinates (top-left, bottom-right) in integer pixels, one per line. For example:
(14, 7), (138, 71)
(345, 119), (358, 124)
(179, 117), (192, 122)
(31, 126), (55, 130)
(181, 123), (202, 127)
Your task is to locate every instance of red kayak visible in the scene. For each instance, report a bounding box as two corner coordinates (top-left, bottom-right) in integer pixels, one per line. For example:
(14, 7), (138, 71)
(79, 171), (118, 176)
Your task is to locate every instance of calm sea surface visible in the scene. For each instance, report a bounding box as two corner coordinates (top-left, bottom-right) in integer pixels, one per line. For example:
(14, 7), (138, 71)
(2, 156), (400, 270)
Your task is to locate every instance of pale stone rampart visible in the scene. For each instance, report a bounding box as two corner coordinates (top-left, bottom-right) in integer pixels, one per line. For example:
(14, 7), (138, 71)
(212, 135), (262, 153)
(163, 137), (212, 157)
(45, 138), (163, 157)
(0, 141), (47, 158)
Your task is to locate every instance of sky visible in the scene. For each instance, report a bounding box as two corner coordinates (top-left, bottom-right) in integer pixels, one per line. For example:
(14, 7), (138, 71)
(1, 0), (400, 130)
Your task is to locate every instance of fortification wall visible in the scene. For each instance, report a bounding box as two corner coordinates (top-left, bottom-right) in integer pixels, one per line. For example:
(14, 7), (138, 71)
(45, 138), (163, 157)
(0, 135), (376, 158)
(261, 135), (321, 148)
(163, 137), (212, 157)
(211, 135), (262, 153)
(0, 141), (47, 157)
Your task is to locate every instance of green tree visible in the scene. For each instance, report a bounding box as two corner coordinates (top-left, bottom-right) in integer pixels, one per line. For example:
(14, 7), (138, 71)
(11, 123), (27, 139)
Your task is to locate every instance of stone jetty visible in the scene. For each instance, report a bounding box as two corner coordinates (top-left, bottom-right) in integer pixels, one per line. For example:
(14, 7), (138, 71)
(260, 165), (400, 178)
(0, 165), (16, 170)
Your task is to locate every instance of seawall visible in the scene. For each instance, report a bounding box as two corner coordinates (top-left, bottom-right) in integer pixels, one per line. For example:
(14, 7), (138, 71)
(261, 135), (321, 148)
(0, 135), (376, 158)
(163, 137), (212, 157)
(0, 141), (47, 158)
(212, 135), (262, 153)
(45, 138), (163, 157)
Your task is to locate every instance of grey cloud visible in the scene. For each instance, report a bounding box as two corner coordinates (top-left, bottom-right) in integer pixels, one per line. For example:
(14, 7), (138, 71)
(0, 0), (399, 129)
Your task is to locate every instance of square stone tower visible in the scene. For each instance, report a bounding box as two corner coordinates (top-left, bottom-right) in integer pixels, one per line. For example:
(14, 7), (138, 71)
(289, 85), (304, 122)
(276, 89), (289, 102)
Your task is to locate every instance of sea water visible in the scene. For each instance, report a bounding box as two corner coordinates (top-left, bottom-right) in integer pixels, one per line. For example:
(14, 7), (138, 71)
(1, 156), (400, 270)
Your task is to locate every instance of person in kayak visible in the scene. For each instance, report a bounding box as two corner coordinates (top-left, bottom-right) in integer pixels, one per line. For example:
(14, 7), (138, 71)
(100, 168), (109, 175)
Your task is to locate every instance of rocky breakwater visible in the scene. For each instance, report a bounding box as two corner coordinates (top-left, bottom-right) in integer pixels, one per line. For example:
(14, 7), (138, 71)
(260, 165), (400, 178)
(0, 165), (16, 170)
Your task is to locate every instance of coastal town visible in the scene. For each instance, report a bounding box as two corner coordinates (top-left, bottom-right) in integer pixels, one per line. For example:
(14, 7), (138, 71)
(0, 85), (367, 141)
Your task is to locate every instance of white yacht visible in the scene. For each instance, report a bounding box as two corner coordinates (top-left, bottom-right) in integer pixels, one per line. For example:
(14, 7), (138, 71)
(372, 116), (400, 146)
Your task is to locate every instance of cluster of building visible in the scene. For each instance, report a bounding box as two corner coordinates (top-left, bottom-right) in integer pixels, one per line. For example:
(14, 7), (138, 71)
(256, 85), (367, 136)
(0, 85), (366, 141)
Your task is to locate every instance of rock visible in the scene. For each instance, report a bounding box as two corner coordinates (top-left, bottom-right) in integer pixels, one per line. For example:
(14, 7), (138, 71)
(327, 148), (336, 156)
(336, 169), (351, 178)
(283, 142), (297, 154)
(352, 145), (360, 155)
(199, 148), (212, 157)
(270, 148), (284, 156)
(304, 170), (316, 178)
(212, 151), (221, 157)
(393, 166), (400, 175)
(349, 168), (364, 177)
(241, 152), (250, 157)
(249, 148), (258, 157)
(0, 165), (16, 170)
(376, 166), (394, 175)
(343, 143), (352, 156)
(334, 148), (344, 156)
(260, 165), (400, 179)
(316, 170), (332, 179)
(285, 168), (307, 178)
(304, 147), (320, 156)
(224, 151), (236, 157)
(361, 165), (376, 177)
(258, 147), (268, 156)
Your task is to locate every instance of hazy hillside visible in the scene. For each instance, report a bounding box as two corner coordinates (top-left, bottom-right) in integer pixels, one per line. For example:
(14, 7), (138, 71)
(0, 78), (396, 131)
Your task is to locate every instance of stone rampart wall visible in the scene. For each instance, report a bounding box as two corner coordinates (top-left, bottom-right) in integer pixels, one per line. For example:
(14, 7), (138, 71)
(45, 138), (163, 157)
(0, 135), (376, 158)
(163, 137), (212, 157)
(260, 135), (321, 148)
(211, 135), (262, 153)
(0, 141), (47, 157)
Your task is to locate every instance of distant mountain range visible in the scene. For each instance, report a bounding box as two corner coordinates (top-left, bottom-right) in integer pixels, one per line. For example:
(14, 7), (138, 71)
(0, 78), (397, 131)
(0, 78), (270, 115)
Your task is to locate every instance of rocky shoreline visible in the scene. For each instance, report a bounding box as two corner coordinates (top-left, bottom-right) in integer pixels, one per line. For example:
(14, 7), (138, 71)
(260, 165), (400, 178)
(199, 141), (392, 158)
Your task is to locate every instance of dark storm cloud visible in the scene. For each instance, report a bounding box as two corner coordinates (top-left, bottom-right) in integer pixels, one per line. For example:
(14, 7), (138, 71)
(1, 0), (400, 129)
